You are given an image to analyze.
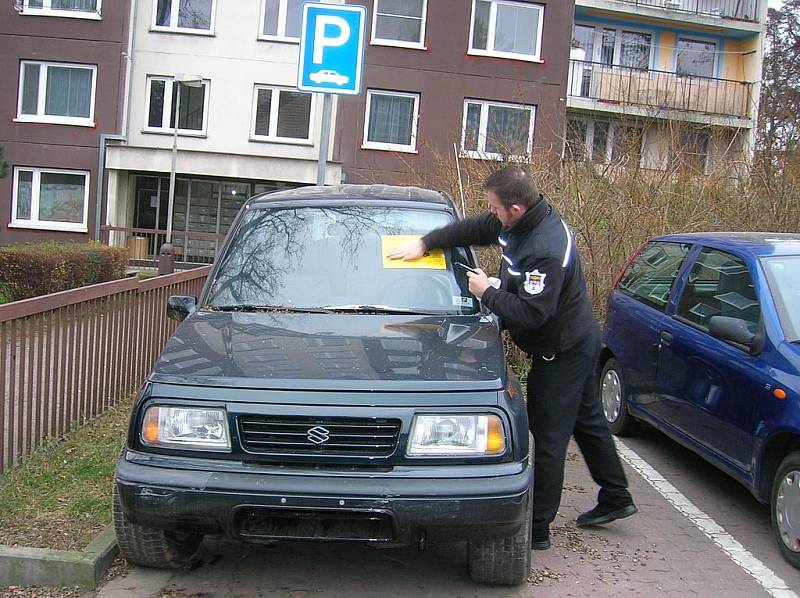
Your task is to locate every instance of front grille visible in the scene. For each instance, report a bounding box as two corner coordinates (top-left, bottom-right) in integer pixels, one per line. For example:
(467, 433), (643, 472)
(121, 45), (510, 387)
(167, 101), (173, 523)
(238, 415), (401, 457)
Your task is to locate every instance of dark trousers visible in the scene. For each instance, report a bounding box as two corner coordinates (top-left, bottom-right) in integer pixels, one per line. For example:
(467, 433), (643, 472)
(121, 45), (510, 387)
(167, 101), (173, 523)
(526, 322), (631, 531)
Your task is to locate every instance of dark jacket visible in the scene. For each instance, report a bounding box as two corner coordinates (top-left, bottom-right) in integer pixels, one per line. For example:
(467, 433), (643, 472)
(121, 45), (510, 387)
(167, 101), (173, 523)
(422, 198), (595, 355)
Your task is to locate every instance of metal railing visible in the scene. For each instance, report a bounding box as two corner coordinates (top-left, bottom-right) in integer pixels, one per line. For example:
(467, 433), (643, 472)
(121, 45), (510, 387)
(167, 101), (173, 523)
(101, 225), (226, 267)
(0, 267), (210, 473)
(567, 60), (752, 120)
(604, 0), (760, 22)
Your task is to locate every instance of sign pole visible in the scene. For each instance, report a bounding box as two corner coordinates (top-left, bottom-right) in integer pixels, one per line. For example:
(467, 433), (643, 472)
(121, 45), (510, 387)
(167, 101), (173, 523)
(317, 93), (332, 186)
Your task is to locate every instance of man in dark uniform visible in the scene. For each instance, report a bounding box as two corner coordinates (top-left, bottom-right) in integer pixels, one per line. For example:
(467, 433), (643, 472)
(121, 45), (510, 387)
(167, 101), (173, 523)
(388, 165), (636, 550)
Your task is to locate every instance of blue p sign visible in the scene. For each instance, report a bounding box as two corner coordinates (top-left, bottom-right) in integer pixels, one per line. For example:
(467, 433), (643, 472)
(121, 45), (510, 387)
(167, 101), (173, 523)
(298, 3), (366, 95)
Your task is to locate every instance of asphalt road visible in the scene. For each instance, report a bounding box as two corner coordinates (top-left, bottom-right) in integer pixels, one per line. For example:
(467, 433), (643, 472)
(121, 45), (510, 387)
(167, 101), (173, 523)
(98, 426), (800, 598)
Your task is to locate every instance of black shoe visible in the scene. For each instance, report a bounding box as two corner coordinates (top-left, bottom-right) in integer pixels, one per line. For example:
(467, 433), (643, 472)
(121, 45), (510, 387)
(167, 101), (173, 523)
(531, 526), (550, 550)
(576, 502), (638, 527)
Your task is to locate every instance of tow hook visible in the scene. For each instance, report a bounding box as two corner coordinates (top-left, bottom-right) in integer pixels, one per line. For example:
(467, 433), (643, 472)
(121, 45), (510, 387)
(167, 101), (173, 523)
(418, 530), (427, 551)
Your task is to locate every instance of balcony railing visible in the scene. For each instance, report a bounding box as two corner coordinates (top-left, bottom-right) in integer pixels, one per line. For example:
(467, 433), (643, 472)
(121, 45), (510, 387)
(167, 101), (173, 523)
(567, 60), (752, 120)
(101, 226), (225, 267)
(604, 0), (760, 22)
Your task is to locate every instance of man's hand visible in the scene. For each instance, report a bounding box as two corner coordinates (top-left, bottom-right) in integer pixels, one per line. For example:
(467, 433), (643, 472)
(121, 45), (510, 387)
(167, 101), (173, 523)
(386, 238), (427, 261)
(467, 268), (491, 298)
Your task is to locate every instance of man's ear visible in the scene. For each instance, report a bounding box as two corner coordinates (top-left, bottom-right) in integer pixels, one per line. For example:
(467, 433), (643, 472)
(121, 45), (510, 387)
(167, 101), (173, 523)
(510, 204), (526, 218)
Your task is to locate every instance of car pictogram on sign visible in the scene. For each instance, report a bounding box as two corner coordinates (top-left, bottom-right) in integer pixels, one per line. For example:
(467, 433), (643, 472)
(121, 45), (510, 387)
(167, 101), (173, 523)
(309, 69), (349, 86)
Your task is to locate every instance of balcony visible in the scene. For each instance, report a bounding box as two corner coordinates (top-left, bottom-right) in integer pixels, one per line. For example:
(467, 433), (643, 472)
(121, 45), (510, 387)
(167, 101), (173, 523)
(567, 60), (753, 125)
(582, 0), (760, 22)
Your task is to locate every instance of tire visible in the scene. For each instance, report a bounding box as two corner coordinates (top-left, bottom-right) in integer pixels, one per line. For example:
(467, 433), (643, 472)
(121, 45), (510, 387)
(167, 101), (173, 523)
(467, 439), (533, 586)
(112, 483), (203, 569)
(771, 451), (800, 569)
(599, 358), (636, 436)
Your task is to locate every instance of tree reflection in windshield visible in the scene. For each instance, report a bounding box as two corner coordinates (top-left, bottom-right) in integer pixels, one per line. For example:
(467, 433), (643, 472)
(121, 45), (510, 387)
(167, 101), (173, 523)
(206, 205), (479, 315)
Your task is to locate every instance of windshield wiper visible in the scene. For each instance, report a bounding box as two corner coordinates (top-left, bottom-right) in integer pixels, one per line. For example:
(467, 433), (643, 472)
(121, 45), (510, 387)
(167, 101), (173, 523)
(321, 304), (452, 315)
(208, 305), (331, 314)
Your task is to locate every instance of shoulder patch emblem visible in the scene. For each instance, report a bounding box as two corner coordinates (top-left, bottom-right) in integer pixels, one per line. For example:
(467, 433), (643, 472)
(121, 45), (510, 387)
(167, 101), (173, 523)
(523, 270), (547, 295)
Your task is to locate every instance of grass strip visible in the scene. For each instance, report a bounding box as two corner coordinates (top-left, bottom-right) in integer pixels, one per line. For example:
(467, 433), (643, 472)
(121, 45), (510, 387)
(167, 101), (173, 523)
(0, 399), (132, 552)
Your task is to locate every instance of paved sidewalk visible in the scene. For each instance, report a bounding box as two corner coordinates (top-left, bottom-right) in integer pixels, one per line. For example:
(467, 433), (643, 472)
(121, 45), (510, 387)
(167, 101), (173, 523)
(98, 444), (775, 597)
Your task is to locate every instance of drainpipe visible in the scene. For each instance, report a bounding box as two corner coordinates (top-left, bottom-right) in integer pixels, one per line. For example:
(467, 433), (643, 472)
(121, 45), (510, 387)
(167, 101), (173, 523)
(94, 0), (138, 241)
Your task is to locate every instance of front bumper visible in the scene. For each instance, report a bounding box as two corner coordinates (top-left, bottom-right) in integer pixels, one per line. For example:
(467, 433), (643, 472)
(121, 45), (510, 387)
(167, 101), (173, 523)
(115, 450), (532, 545)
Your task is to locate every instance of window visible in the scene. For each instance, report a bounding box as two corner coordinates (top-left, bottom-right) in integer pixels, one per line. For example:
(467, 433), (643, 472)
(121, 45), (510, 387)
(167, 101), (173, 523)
(11, 167), (89, 232)
(565, 117), (588, 161)
(153, 0), (215, 33)
(469, 0), (544, 62)
(363, 90), (419, 152)
(145, 76), (209, 135)
(674, 129), (709, 173)
(676, 38), (716, 78)
(762, 256), (800, 343)
(611, 125), (644, 165)
(618, 242), (690, 311)
(462, 99), (535, 160)
(371, 0), (427, 48)
(676, 249), (759, 334)
(251, 86), (313, 143)
(563, 116), (644, 166)
(260, 0), (302, 40)
(20, 0), (101, 18)
(17, 61), (96, 126)
(573, 23), (652, 71)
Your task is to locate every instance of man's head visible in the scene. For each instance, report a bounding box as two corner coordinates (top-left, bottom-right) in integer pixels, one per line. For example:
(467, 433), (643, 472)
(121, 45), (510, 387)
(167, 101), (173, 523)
(483, 165), (541, 227)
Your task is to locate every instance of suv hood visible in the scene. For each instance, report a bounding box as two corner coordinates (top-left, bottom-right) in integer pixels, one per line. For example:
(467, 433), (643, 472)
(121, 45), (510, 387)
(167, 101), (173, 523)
(149, 311), (506, 391)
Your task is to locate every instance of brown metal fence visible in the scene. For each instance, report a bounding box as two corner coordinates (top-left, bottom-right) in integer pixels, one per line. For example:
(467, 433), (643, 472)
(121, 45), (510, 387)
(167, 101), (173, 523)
(0, 266), (210, 473)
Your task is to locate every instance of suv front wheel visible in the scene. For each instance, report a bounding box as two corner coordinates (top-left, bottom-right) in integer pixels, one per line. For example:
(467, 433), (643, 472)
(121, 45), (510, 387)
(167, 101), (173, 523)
(112, 484), (204, 569)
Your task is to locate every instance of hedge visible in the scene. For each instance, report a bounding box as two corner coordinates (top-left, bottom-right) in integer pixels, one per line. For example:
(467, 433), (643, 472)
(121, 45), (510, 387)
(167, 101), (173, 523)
(0, 241), (129, 302)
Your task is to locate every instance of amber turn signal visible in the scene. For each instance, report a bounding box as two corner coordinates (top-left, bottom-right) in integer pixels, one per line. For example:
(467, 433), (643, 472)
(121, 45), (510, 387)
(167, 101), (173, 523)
(142, 407), (160, 443)
(487, 416), (505, 454)
(774, 388), (787, 400)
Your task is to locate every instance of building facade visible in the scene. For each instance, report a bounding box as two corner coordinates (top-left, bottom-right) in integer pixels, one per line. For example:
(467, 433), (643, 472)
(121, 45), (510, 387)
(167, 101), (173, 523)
(0, 0), (131, 246)
(565, 0), (766, 173)
(103, 0), (345, 264)
(335, 0), (576, 185)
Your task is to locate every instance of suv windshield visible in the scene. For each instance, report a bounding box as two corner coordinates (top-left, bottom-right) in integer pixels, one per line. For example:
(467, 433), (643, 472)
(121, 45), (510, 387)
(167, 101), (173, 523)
(761, 255), (800, 342)
(205, 204), (480, 315)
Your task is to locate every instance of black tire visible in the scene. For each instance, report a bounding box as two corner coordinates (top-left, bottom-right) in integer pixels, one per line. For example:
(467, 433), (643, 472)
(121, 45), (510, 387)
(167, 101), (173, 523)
(467, 439), (533, 586)
(599, 358), (636, 436)
(112, 483), (203, 569)
(771, 451), (800, 569)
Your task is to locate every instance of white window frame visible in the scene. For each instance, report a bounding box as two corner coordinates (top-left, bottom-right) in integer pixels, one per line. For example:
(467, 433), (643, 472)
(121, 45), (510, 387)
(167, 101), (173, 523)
(151, 0), (216, 35)
(258, 0), (302, 42)
(143, 75), (210, 137)
(370, 0), (428, 50)
(15, 61), (97, 127)
(460, 99), (536, 160)
(19, 0), (102, 19)
(468, 0), (544, 63)
(563, 115), (645, 166)
(574, 21), (654, 71)
(250, 85), (315, 145)
(362, 90), (420, 153)
(675, 36), (718, 78)
(10, 166), (90, 232)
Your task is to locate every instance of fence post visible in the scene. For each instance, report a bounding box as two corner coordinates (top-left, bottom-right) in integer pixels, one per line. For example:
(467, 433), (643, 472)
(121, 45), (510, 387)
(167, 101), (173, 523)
(158, 243), (175, 275)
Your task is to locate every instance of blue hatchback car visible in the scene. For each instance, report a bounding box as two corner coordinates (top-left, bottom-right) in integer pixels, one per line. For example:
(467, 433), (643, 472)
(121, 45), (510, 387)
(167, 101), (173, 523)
(600, 232), (800, 568)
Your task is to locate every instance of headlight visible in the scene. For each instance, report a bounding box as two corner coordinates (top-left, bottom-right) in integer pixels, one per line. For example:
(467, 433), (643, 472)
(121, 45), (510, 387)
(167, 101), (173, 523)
(406, 414), (506, 456)
(141, 406), (231, 451)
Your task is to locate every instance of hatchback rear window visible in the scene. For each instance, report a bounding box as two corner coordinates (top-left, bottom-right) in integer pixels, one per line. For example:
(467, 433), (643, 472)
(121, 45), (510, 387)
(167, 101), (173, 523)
(205, 204), (480, 315)
(618, 242), (690, 311)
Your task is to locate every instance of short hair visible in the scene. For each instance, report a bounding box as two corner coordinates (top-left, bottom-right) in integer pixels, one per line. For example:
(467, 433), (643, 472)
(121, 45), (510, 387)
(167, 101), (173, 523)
(483, 165), (540, 209)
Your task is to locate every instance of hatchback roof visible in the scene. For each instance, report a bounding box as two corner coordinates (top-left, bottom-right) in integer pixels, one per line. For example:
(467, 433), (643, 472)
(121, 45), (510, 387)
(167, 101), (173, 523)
(654, 232), (800, 256)
(248, 184), (452, 209)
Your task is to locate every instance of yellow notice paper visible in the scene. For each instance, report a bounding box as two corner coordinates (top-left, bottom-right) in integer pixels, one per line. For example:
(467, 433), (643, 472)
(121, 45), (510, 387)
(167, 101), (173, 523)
(382, 235), (446, 269)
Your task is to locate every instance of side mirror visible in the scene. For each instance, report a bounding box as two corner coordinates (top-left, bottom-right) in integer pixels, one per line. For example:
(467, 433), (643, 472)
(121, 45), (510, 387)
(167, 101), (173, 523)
(709, 315), (757, 349)
(167, 295), (197, 322)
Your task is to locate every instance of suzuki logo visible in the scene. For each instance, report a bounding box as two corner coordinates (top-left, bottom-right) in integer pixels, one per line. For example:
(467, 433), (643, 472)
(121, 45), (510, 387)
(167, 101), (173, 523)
(307, 426), (330, 445)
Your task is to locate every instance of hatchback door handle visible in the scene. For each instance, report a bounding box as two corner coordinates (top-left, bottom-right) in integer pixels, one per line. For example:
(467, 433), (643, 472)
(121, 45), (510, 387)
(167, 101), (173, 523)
(660, 331), (673, 343)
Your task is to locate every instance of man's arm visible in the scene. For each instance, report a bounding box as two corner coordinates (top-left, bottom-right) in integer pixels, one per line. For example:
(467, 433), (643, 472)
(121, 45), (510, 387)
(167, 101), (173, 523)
(480, 256), (564, 332)
(386, 212), (501, 261)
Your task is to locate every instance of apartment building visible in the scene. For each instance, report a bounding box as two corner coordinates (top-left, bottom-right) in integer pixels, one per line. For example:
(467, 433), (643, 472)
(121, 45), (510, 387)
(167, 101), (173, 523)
(102, 0), (345, 263)
(0, 0), (131, 246)
(335, 0), (576, 185)
(565, 0), (766, 172)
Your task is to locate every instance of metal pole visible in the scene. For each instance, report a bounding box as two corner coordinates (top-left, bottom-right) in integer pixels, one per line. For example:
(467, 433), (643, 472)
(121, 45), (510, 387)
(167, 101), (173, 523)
(316, 93), (332, 186)
(166, 81), (181, 244)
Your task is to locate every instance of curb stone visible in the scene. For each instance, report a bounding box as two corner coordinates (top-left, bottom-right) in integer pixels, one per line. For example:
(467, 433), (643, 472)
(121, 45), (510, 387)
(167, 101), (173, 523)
(0, 525), (118, 589)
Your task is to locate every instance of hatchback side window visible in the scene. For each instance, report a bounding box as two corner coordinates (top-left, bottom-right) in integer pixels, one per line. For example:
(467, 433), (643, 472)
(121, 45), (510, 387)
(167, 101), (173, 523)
(676, 248), (760, 332)
(618, 242), (690, 311)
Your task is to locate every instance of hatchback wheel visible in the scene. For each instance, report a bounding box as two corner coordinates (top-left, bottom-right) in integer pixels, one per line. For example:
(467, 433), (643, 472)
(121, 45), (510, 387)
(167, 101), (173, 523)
(772, 451), (800, 568)
(599, 358), (636, 436)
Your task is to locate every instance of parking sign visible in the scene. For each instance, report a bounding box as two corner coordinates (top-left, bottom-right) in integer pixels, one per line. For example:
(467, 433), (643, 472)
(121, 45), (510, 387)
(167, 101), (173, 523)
(298, 3), (366, 95)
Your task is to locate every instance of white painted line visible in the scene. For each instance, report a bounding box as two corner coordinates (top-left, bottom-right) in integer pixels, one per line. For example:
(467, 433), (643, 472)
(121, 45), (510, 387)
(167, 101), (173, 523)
(615, 438), (798, 598)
